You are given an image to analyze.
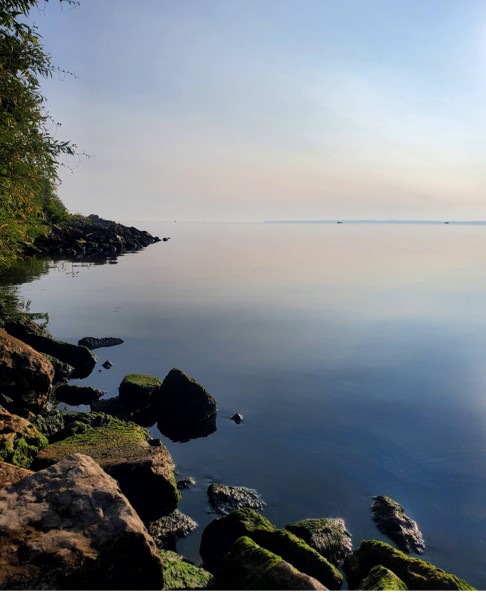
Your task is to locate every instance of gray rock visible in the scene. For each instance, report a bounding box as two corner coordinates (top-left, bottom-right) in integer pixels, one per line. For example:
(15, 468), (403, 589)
(285, 517), (353, 566)
(148, 510), (198, 550)
(0, 454), (164, 589)
(208, 483), (265, 515)
(78, 336), (124, 349)
(177, 476), (196, 490)
(371, 496), (425, 553)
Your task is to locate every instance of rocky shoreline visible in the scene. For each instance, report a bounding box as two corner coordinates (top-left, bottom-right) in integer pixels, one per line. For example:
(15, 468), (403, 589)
(0, 229), (477, 591)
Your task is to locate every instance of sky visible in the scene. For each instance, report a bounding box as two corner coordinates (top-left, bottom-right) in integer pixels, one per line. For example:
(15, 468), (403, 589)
(31, 0), (486, 222)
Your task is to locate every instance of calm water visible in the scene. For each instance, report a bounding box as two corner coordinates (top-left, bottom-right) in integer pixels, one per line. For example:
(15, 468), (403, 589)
(2, 221), (486, 588)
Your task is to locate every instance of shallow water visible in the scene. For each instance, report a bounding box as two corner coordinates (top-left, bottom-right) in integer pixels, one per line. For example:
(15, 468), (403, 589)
(2, 221), (486, 588)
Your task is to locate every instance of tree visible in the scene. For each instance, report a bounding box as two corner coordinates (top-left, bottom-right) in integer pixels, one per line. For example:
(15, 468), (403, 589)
(0, 0), (75, 267)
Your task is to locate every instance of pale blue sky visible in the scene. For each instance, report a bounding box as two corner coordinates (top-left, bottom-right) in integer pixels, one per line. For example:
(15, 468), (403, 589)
(33, 0), (486, 221)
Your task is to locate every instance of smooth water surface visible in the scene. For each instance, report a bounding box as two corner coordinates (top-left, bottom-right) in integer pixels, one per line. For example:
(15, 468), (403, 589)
(3, 222), (486, 588)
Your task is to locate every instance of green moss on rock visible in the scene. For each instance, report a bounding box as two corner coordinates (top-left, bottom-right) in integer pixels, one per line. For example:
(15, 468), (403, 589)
(119, 374), (161, 403)
(160, 550), (214, 590)
(344, 540), (475, 590)
(358, 565), (408, 590)
(285, 517), (353, 565)
(0, 408), (48, 468)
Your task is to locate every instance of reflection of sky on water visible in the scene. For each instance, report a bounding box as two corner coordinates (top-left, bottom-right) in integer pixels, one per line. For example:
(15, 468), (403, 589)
(6, 222), (486, 587)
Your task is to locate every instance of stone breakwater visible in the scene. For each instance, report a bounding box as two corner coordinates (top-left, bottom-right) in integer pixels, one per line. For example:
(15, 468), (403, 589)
(0, 313), (478, 590)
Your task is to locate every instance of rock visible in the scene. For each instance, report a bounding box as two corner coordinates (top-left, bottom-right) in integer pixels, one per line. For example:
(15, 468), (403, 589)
(159, 550), (214, 590)
(177, 476), (196, 490)
(101, 360), (113, 369)
(162, 237), (170, 242)
(208, 483), (266, 514)
(231, 413), (243, 424)
(44, 354), (74, 383)
(285, 517), (353, 566)
(157, 412), (217, 443)
(119, 373), (161, 404)
(33, 418), (180, 521)
(78, 337), (124, 350)
(148, 510), (198, 550)
(92, 396), (156, 427)
(31, 409), (65, 440)
(55, 384), (105, 406)
(152, 368), (217, 440)
(0, 328), (54, 414)
(0, 406), (48, 468)
(343, 540), (475, 590)
(0, 454), (164, 589)
(371, 495), (425, 553)
(49, 411), (117, 442)
(220, 536), (327, 590)
(4, 318), (96, 379)
(0, 461), (32, 489)
(357, 565), (408, 590)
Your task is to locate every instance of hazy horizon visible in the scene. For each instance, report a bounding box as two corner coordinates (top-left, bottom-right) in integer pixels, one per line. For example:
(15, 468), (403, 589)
(33, 0), (486, 223)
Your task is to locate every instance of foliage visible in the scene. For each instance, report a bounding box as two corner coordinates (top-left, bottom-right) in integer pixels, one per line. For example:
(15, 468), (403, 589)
(0, 1), (75, 267)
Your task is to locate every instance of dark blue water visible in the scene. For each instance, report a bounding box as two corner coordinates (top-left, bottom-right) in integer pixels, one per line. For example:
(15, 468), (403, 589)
(3, 222), (486, 588)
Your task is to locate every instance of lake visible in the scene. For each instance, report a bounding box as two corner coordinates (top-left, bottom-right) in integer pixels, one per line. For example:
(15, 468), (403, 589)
(2, 221), (486, 588)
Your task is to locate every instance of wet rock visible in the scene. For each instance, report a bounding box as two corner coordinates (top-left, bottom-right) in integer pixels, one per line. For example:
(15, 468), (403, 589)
(343, 540), (475, 590)
(371, 495), (425, 553)
(33, 418), (180, 521)
(31, 409), (65, 441)
(160, 550), (214, 590)
(102, 360), (113, 369)
(357, 565), (408, 590)
(44, 354), (74, 384)
(152, 368), (217, 439)
(92, 396), (156, 427)
(177, 476), (196, 490)
(208, 483), (265, 515)
(220, 536), (327, 590)
(0, 454), (164, 590)
(285, 518), (353, 566)
(148, 510), (198, 550)
(55, 384), (105, 406)
(0, 328), (54, 414)
(0, 461), (32, 489)
(78, 336), (124, 350)
(231, 413), (243, 424)
(4, 318), (96, 379)
(0, 406), (48, 468)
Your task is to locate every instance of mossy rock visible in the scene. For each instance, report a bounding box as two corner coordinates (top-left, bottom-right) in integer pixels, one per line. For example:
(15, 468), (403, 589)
(160, 550), (214, 590)
(200, 507), (276, 571)
(220, 536), (326, 590)
(0, 408), (48, 468)
(358, 565), (408, 590)
(285, 517), (352, 565)
(50, 411), (122, 443)
(32, 409), (65, 441)
(344, 540), (475, 590)
(119, 374), (161, 404)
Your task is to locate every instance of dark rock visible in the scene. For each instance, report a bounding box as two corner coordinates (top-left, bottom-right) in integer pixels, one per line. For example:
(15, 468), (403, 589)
(343, 540), (475, 590)
(0, 454), (164, 590)
(55, 383), (105, 406)
(78, 336), (124, 350)
(44, 354), (74, 383)
(0, 328), (54, 414)
(4, 318), (96, 379)
(33, 418), (180, 521)
(231, 413), (243, 424)
(285, 518), (353, 566)
(208, 483), (265, 514)
(31, 409), (65, 440)
(102, 360), (113, 369)
(371, 495), (425, 554)
(157, 412), (217, 442)
(160, 550), (214, 590)
(0, 406), (48, 468)
(177, 477), (196, 490)
(92, 396), (156, 427)
(220, 536), (327, 590)
(50, 411), (117, 442)
(119, 373), (161, 404)
(162, 237), (170, 242)
(148, 510), (198, 550)
(357, 565), (408, 590)
(0, 461), (32, 489)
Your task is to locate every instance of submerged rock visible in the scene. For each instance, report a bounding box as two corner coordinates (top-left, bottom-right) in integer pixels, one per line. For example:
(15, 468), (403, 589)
(371, 495), (425, 553)
(55, 384), (105, 406)
(148, 510), (198, 550)
(343, 540), (475, 590)
(0, 454), (164, 590)
(101, 360), (113, 369)
(160, 550), (214, 590)
(78, 336), (124, 349)
(0, 461), (32, 489)
(220, 536), (327, 590)
(0, 406), (48, 468)
(0, 328), (54, 414)
(208, 483), (266, 515)
(33, 418), (180, 521)
(357, 565), (408, 591)
(285, 518), (353, 566)
(231, 413), (243, 424)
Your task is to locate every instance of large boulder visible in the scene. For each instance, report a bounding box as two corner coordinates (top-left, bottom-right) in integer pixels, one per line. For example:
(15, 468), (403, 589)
(371, 495), (425, 553)
(285, 517), (353, 566)
(33, 418), (180, 521)
(119, 373), (161, 404)
(152, 368), (217, 441)
(220, 536), (327, 590)
(358, 565), (408, 590)
(0, 461), (32, 489)
(4, 318), (96, 379)
(0, 406), (48, 468)
(343, 540), (475, 590)
(0, 454), (164, 589)
(0, 328), (54, 414)
(208, 483), (266, 514)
